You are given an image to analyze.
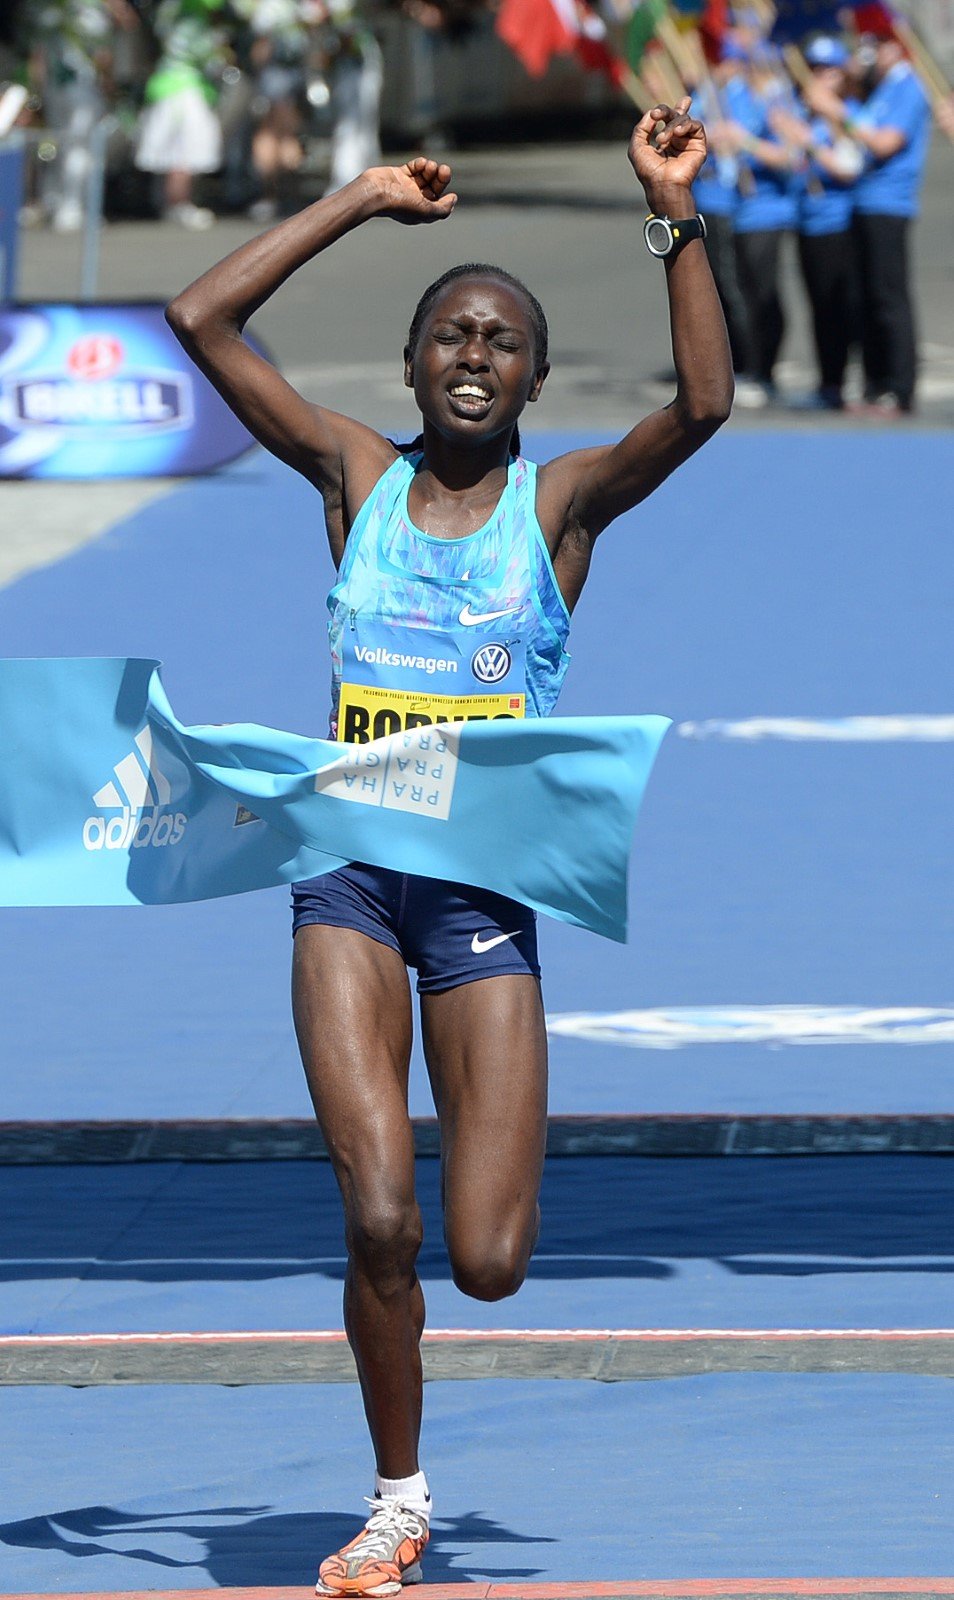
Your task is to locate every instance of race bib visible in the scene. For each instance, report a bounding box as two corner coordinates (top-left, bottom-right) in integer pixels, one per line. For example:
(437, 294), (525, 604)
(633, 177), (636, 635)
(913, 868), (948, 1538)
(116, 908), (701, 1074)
(338, 682), (525, 744)
(338, 619), (526, 744)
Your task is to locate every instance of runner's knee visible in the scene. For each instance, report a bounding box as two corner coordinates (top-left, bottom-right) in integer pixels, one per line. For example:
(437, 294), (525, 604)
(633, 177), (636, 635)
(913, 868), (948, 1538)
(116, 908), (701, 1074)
(347, 1196), (423, 1285)
(449, 1220), (536, 1302)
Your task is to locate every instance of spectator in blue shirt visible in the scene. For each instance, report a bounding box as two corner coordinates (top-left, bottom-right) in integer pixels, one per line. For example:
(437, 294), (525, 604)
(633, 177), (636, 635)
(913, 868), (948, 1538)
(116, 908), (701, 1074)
(691, 52), (755, 391)
(771, 35), (862, 408)
(721, 43), (800, 402)
(806, 33), (931, 413)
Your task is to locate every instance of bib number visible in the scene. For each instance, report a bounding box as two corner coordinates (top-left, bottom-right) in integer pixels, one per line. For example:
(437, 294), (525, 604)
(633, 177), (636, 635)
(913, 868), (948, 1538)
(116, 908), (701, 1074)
(338, 683), (525, 744)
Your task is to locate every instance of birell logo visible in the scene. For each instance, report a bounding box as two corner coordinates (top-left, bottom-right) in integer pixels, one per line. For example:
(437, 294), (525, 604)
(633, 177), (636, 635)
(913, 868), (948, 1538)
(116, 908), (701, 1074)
(8, 334), (192, 433)
(83, 726), (188, 852)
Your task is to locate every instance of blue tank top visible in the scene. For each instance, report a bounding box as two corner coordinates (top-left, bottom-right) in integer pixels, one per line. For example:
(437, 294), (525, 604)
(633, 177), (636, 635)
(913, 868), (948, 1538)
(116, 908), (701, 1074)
(327, 451), (571, 743)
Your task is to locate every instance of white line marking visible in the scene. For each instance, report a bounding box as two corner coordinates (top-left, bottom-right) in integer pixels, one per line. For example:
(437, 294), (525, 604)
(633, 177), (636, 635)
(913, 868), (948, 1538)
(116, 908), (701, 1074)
(546, 1005), (954, 1048)
(678, 715), (954, 742)
(2, 1328), (952, 1345)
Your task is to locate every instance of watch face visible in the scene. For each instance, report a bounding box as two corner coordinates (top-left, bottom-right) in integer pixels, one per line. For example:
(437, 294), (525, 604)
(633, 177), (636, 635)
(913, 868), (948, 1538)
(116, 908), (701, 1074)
(645, 217), (672, 256)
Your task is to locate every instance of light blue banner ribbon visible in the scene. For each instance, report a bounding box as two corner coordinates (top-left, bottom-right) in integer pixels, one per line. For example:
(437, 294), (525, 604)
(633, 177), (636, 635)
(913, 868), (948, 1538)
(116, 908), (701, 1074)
(0, 658), (670, 940)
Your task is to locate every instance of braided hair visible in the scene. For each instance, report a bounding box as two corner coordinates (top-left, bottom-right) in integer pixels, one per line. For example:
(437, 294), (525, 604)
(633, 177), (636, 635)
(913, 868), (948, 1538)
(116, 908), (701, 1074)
(398, 263), (549, 459)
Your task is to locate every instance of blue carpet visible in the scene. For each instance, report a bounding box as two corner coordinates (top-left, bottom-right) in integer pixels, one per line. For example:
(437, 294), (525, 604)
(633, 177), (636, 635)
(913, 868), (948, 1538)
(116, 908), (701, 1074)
(0, 1375), (951, 1590)
(3, 1157), (952, 1334)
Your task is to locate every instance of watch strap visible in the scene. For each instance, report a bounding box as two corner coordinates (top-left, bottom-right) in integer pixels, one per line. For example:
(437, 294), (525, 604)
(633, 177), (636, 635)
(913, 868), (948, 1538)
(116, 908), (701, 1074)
(645, 213), (707, 258)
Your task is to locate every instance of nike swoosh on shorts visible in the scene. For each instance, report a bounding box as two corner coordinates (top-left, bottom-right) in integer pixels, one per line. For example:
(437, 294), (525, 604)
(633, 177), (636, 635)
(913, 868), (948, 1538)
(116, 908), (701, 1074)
(471, 929), (520, 954)
(459, 605), (518, 626)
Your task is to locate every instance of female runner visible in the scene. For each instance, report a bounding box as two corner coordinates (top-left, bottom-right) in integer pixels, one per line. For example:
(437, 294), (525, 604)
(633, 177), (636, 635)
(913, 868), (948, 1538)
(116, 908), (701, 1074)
(167, 101), (732, 1597)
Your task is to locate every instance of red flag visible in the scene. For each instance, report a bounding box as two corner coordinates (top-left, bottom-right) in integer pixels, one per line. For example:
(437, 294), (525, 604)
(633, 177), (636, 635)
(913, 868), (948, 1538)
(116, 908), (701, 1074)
(496, 0), (626, 84)
(700, 0), (728, 62)
(574, 4), (627, 85)
(851, 3), (898, 40)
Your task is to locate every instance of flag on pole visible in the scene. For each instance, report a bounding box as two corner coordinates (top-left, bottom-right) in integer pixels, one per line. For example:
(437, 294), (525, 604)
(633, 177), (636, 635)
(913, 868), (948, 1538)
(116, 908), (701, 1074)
(699, 0), (728, 61)
(0, 657), (671, 942)
(496, 0), (628, 83)
(650, 0), (727, 65)
(626, 0), (667, 71)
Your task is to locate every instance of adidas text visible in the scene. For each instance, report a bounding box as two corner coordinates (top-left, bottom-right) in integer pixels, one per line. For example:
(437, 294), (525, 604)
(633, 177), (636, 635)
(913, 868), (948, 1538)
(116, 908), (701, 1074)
(83, 725), (188, 853)
(83, 807), (188, 852)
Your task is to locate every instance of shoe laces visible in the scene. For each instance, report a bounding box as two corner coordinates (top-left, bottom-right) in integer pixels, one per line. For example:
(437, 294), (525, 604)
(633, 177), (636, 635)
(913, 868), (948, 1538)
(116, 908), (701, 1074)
(353, 1497), (426, 1562)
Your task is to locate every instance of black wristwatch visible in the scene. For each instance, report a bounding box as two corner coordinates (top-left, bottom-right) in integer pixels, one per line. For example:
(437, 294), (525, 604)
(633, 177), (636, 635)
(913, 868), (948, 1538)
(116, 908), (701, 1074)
(643, 213), (707, 259)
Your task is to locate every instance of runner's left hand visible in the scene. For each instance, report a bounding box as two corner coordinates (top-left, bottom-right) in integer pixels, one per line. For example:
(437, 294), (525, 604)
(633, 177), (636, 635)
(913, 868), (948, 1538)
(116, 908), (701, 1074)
(629, 99), (707, 196)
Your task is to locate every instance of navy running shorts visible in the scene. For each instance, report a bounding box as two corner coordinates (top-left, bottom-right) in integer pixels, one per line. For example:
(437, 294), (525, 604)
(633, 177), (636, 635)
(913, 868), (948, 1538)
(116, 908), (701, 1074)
(291, 861), (540, 994)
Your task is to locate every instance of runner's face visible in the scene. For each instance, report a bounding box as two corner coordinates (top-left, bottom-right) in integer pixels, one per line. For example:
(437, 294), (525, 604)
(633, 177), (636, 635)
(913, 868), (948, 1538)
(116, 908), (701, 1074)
(405, 277), (548, 443)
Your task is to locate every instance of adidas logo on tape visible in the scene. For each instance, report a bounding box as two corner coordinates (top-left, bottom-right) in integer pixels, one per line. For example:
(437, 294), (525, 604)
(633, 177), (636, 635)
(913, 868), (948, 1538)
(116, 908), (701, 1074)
(83, 726), (188, 852)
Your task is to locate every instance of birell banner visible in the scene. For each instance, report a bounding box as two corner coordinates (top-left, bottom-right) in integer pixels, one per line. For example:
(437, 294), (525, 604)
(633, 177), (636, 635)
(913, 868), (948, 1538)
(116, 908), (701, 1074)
(0, 303), (264, 478)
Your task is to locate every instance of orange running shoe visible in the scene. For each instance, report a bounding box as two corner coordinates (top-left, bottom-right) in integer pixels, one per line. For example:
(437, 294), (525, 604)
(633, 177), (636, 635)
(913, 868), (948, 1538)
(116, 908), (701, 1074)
(316, 1497), (429, 1597)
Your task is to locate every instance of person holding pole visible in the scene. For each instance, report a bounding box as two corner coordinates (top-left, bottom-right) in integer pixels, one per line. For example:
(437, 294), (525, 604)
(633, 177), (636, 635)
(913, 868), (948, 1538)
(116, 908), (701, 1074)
(805, 29), (930, 413)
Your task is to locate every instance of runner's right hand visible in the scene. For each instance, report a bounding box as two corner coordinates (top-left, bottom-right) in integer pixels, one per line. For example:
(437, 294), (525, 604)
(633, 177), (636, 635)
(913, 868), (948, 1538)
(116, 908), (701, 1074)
(367, 159), (459, 224)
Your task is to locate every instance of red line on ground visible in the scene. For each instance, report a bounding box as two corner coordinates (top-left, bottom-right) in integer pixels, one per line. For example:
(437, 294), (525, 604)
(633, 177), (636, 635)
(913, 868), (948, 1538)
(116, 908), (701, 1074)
(9, 1580), (954, 1598)
(478, 1584), (954, 1597)
(2, 1328), (953, 1348)
(476, 1584), (954, 1598)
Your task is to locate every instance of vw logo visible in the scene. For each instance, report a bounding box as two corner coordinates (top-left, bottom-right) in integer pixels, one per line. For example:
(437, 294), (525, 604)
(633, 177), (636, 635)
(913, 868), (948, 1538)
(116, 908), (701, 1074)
(472, 643), (512, 684)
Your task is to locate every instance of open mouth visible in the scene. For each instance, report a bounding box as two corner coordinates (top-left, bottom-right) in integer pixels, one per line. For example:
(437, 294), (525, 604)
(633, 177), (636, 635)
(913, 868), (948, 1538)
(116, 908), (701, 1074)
(448, 383), (494, 415)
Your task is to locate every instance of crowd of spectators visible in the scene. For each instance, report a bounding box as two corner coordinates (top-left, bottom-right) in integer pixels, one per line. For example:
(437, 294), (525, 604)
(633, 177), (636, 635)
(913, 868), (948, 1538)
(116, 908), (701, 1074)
(0, 0), (946, 414)
(0, 0), (403, 231)
(692, 14), (936, 415)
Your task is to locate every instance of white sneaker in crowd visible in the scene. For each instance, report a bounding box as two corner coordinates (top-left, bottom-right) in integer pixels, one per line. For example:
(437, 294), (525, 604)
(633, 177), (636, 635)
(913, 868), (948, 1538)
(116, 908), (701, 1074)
(18, 202), (46, 229)
(733, 378), (774, 410)
(52, 202), (84, 234)
(165, 202), (215, 231)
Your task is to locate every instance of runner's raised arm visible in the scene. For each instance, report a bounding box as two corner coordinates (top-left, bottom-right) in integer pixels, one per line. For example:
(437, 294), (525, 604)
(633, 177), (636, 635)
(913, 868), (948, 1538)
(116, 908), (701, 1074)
(165, 161), (458, 548)
(537, 101), (734, 606)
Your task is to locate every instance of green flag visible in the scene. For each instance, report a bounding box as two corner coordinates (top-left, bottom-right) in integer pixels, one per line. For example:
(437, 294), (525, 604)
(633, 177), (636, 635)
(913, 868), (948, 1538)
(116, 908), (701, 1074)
(626, 0), (666, 68)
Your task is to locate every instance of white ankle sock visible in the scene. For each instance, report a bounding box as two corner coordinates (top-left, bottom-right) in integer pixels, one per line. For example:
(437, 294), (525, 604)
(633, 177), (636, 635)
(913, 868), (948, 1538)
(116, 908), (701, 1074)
(374, 1470), (431, 1520)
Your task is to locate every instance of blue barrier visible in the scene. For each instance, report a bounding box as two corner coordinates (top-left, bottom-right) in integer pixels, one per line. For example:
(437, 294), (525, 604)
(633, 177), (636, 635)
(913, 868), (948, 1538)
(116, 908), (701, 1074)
(0, 138), (24, 303)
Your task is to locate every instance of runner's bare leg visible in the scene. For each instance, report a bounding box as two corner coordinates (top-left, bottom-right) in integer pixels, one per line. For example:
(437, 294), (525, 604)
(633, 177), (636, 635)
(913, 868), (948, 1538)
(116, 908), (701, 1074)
(293, 924), (424, 1478)
(421, 974), (548, 1301)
